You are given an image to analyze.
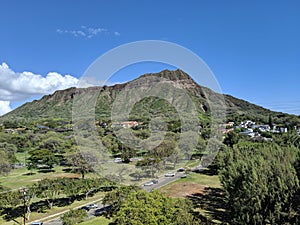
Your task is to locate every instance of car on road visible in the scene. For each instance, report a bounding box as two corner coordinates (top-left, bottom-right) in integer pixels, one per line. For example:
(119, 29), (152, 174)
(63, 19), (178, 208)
(30, 222), (43, 225)
(81, 205), (90, 211)
(177, 168), (185, 172)
(180, 174), (187, 178)
(82, 203), (99, 211)
(192, 166), (204, 173)
(114, 157), (122, 163)
(152, 179), (158, 184)
(165, 172), (176, 177)
(88, 203), (98, 209)
(144, 181), (154, 186)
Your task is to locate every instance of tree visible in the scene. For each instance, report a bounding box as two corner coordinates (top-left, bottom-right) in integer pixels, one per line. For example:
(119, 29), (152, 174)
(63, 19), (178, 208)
(36, 179), (62, 209)
(61, 209), (88, 225)
(219, 144), (299, 224)
(223, 131), (239, 148)
(0, 189), (22, 209)
(27, 149), (59, 170)
(66, 152), (96, 179)
(0, 188), (34, 221)
(268, 115), (273, 130)
(102, 185), (140, 216)
(39, 136), (63, 153)
(0, 150), (13, 175)
(113, 190), (197, 225)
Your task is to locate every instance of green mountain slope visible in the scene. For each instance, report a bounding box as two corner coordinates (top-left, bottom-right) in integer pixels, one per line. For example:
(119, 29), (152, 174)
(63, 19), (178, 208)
(0, 69), (299, 127)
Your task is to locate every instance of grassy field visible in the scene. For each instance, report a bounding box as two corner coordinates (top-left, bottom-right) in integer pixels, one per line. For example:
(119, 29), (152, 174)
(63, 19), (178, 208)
(0, 166), (78, 189)
(0, 164), (102, 190)
(159, 170), (226, 224)
(79, 216), (111, 225)
(167, 170), (221, 188)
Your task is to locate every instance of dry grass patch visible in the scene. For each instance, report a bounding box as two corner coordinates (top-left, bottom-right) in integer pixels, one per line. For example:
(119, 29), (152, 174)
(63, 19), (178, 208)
(160, 181), (208, 198)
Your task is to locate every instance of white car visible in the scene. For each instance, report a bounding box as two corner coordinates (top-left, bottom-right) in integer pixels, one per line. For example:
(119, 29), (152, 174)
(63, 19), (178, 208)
(114, 158), (122, 163)
(165, 172), (176, 177)
(87, 203), (98, 209)
(144, 181), (154, 186)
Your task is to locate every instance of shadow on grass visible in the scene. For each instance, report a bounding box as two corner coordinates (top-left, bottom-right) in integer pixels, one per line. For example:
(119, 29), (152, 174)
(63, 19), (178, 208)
(191, 165), (219, 176)
(22, 172), (36, 176)
(62, 168), (73, 173)
(0, 197), (76, 221)
(38, 169), (55, 173)
(1, 200), (49, 221)
(187, 187), (230, 224)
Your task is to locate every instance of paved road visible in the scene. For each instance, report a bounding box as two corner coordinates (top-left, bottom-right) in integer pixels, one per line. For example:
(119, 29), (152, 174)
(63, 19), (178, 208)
(40, 168), (203, 225)
(142, 171), (187, 192)
(41, 201), (103, 225)
(44, 207), (102, 225)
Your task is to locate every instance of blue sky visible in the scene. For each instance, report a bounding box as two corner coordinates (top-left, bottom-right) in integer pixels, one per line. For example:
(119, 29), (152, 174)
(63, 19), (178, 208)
(0, 0), (299, 115)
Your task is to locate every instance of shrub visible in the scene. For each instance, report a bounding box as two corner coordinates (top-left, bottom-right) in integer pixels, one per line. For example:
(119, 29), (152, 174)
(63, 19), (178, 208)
(61, 209), (88, 225)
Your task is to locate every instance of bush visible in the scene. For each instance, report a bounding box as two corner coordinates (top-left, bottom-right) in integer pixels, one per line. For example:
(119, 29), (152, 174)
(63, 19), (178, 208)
(61, 209), (88, 225)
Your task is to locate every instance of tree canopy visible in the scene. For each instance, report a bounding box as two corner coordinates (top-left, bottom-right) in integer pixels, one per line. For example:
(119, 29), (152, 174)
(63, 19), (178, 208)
(219, 143), (299, 224)
(112, 190), (197, 225)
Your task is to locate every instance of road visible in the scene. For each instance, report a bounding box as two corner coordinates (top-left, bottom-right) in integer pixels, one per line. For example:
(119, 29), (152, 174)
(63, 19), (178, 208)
(37, 201), (103, 225)
(39, 168), (201, 225)
(142, 171), (187, 192)
(44, 207), (102, 225)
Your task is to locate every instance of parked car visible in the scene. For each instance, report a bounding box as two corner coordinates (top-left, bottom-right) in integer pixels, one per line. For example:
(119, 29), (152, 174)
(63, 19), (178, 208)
(177, 168), (185, 172)
(192, 166), (204, 173)
(165, 172), (176, 177)
(151, 179), (159, 184)
(81, 205), (90, 211)
(114, 157), (122, 163)
(88, 203), (98, 209)
(82, 203), (98, 211)
(180, 174), (187, 178)
(144, 181), (154, 186)
(95, 205), (113, 216)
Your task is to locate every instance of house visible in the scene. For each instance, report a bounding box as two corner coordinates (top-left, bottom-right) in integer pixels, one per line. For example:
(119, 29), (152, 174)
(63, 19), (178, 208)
(239, 130), (257, 138)
(240, 120), (255, 128)
(112, 121), (143, 128)
(252, 124), (271, 132)
(279, 127), (288, 133)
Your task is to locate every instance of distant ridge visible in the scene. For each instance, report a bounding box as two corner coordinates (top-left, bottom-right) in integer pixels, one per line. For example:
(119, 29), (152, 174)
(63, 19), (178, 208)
(1, 69), (299, 126)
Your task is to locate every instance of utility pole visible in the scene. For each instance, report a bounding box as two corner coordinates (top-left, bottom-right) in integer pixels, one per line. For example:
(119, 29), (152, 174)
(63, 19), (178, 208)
(20, 187), (27, 225)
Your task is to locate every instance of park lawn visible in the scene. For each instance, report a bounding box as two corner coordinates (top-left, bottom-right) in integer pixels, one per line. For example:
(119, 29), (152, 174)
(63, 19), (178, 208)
(159, 171), (221, 198)
(79, 216), (111, 225)
(0, 191), (105, 225)
(174, 171), (221, 188)
(0, 165), (101, 190)
(159, 170), (226, 224)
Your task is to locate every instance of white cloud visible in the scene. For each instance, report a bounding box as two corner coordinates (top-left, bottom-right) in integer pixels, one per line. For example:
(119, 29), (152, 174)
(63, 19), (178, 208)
(57, 26), (119, 39)
(0, 101), (12, 116)
(0, 62), (79, 116)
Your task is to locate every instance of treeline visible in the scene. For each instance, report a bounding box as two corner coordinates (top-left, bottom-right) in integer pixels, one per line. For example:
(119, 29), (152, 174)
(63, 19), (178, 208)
(216, 133), (300, 224)
(102, 185), (200, 225)
(0, 177), (115, 222)
(0, 115), (210, 179)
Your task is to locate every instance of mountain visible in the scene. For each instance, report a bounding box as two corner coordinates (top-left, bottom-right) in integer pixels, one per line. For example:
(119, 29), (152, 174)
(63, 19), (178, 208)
(0, 69), (299, 127)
